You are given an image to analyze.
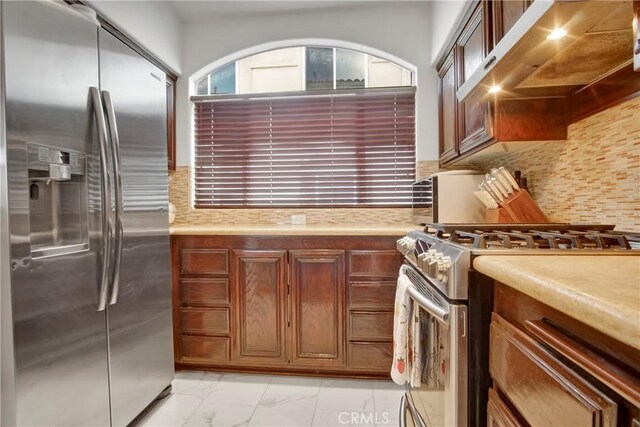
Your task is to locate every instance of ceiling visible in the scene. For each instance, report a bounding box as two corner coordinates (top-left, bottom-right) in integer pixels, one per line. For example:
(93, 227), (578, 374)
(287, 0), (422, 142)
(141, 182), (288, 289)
(166, 1), (422, 23)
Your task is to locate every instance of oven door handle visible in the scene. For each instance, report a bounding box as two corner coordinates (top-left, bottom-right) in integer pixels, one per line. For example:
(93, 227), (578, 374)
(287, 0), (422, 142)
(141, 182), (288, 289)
(407, 286), (450, 324)
(400, 393), (428, 427)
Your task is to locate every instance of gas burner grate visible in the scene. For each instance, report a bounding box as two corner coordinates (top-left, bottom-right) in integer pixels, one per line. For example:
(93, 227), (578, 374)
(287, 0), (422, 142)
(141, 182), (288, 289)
(529, 231), (583, 249)
(564, 232), (632, 249)
(420, 223), (640, 251)
(492, 231), (537, 249)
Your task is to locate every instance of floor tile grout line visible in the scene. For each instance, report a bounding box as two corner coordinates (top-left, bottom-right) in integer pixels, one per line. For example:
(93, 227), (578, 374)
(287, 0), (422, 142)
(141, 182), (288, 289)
(246, 374), (275, 426)
(180, 372), (225, 427)
(309, 378), (326, 427)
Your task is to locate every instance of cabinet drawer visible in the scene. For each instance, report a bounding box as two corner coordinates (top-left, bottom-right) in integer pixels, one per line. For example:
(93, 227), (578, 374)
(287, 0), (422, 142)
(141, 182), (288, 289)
(181, 308), (230, 335)
(348, 342), (393, 371)
(490, 314), (617, 427)
(180, 278), (229, 306)
(348, 250), (402, 278)
(349, 281), (396, 309)
(180, 249), (229, 275)
(180, 336), (230, 363)
(349, 311), (394, 341)
(487, 388), (523, 427)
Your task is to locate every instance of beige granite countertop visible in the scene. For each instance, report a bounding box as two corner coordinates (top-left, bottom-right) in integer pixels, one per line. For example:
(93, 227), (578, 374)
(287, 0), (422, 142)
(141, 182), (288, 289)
(170, 224), (421, 236)
(473, 255), (640, 351)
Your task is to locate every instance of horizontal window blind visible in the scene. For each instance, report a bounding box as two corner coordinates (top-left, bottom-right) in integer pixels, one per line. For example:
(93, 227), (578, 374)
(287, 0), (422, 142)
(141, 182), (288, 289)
(192, 88), (416, 208)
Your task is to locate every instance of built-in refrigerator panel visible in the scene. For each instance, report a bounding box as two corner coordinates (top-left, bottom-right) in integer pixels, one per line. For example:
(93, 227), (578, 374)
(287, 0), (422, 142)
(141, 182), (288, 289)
(98, 29), (174, 426)
(3, 1), (111, 425)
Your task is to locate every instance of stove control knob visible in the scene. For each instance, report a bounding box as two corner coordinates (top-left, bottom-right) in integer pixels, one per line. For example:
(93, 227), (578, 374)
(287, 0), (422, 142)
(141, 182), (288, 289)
(417, 252), (429, 270)
(405, 238), (416, 253)
(427, 256), (439, 279)
(397, 237), (412, 255)
(437, 256), (452, 283)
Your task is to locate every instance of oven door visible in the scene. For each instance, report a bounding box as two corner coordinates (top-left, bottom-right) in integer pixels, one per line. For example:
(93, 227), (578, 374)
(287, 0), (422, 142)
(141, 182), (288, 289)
(399, 265), (468, 427)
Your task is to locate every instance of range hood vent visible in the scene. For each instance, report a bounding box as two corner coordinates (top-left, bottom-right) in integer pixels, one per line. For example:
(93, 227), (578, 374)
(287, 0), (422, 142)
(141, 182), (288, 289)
(457, 0), (635, 103)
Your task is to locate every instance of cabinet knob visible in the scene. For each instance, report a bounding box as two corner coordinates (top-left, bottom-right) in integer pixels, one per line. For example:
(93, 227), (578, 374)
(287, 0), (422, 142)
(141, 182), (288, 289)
(483, 56), (497, 70)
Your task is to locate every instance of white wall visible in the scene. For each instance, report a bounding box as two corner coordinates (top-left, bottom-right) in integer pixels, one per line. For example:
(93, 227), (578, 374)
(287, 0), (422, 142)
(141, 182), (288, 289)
(88, 0), (182, 74)
(176, 3), (439, 164)
(429, 0), (468, 65)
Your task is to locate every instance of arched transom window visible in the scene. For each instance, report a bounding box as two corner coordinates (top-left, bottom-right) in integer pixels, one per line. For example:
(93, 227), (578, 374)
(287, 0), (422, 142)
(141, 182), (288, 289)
(195, 47), (413, 95)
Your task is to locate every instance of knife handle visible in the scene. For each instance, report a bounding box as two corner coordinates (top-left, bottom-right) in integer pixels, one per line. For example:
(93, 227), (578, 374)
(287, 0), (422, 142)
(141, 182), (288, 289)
(499, 166), (520, 191)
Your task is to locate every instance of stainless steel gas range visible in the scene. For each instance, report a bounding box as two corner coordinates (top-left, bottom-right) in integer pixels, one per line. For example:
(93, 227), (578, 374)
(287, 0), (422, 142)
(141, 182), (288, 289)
(395, 224), (639, 427)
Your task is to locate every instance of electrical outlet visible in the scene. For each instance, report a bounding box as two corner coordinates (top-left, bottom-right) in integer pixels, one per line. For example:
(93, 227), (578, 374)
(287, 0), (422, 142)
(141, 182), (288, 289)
(290, 214), (306, 225)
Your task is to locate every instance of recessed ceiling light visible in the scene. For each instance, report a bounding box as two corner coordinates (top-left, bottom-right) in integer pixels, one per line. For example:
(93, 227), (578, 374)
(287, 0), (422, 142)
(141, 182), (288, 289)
(488, 85), (501, 94)
(547, 28), (567, 40)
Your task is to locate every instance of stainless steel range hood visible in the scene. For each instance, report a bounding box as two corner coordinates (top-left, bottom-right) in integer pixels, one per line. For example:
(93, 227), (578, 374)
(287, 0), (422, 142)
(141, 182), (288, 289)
(457, 0), (635, 103)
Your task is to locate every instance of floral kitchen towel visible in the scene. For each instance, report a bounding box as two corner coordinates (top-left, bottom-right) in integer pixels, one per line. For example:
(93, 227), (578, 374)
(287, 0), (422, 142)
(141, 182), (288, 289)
(408, 299), (422, 387)
(391, 266), (412, 385)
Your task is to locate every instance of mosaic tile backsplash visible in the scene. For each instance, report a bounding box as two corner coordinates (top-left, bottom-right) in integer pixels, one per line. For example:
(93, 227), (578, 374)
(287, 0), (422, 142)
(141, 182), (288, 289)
(170, 97), (639, 229)
(169, 166), (416, 225)
(483, 97), (640, 231)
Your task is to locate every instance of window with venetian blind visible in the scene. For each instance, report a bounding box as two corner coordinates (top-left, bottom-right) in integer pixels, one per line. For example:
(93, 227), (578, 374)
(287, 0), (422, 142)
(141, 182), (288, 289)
(192, 87), (416, 208)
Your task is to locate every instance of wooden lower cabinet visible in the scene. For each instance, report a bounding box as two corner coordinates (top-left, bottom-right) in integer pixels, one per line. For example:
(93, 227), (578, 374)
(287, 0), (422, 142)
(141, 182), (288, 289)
(490, 283), (640, 427)
(289, 250), (345, 367)
(233, 250), (287, 364)
(172, 235), (402, 377)
(490, 313), (617, 427)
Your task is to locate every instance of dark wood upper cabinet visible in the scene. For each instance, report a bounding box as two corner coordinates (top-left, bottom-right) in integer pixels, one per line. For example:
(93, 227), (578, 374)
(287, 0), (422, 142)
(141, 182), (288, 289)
(456, 2), (493, 154)
(438, 49), (459, 163)
(289, 249), (345, 367)
(436, 0), (636, 166)
(491, 0), (531, 47)
(166, 76), (176, 171)
(232, 250), (287, 364)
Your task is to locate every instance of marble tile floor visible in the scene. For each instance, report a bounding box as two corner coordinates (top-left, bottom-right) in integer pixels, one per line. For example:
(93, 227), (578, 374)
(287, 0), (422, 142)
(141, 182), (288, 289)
(136, 371), (405, 427)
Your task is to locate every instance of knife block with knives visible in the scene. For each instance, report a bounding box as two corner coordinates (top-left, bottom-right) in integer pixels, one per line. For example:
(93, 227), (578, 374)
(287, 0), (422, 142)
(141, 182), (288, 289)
(475, 167), (549, 223)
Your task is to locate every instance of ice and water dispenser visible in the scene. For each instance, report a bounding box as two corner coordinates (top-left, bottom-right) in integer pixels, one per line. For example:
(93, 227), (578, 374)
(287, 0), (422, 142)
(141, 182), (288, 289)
(27, 142), (89, 258)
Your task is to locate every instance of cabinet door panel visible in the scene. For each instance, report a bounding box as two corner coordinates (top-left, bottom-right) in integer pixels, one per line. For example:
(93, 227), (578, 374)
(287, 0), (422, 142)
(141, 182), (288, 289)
(457, 3), (493, 154)
(290, 250), (345, 366)
(233, 250), (287, 363)
(438, 49), (458, 163)
(490, 314), (617, 427)
(493, 0), (530, 46)
(463, 21), (484, 82)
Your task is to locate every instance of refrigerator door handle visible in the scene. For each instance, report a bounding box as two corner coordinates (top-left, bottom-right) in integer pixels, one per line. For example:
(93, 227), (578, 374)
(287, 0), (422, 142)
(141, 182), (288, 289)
(102, 90), (124, 305)
(90, 86), (113, 311)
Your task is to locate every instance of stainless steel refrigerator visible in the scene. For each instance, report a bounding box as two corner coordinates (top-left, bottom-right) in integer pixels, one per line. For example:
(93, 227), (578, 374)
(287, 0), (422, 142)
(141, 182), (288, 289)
(0, 1), (174, 425)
